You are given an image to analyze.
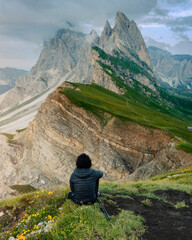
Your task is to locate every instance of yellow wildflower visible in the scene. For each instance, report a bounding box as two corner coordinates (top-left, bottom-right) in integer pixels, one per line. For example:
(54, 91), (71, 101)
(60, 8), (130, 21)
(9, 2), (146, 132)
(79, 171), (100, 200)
(33, 224), (39, 229)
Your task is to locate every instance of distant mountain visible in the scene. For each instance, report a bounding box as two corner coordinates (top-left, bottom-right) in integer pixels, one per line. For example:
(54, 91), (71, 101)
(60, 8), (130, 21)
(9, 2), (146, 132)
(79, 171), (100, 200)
(145, 37), (192, 56)
(0, 68), (28, 95)
(0, 11), (156, 132)
(0, 12), (155, 113)
(0, 29), (86, 111)
(148, 46), (192, 90)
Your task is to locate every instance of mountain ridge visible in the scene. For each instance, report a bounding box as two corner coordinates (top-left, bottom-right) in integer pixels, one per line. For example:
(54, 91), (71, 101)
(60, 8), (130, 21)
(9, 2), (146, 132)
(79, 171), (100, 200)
(0, 67), (28, 95)
(148, 46), (192, 90)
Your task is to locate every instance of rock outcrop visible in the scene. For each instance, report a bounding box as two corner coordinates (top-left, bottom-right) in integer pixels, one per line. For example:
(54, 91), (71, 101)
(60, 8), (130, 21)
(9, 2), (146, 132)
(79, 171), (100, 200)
(1, 83), (191, 199)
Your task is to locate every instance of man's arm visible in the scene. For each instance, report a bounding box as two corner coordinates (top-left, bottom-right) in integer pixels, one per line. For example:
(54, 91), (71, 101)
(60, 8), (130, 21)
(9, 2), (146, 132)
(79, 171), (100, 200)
(95, 170), (103, 197)
(96, 170), (103, 180)
(69, 175), (74, 192)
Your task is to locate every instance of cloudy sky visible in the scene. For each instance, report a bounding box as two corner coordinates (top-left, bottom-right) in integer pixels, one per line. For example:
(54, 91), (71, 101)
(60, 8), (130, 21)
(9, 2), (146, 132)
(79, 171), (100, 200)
(0, 0), (191, 70)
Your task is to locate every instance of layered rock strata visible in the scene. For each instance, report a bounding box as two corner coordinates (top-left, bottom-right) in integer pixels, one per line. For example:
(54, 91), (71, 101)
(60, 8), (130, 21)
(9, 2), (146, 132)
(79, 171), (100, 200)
(1, 84), (191, 198)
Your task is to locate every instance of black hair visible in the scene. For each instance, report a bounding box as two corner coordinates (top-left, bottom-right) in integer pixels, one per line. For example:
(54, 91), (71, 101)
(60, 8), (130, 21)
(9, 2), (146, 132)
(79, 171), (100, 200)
(76, 153), (92, 168)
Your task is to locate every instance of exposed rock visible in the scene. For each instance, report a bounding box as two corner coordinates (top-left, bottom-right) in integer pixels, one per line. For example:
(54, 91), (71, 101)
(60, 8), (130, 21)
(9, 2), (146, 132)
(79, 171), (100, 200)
(100, 21), (112, 46)
(0, 29), (86, 112)
(86, 29), (100, 46)
(0, 12), (156, 133)
(101, 12), (153, 72)
(72, 45), (125, 94)
(148, 46), (192, 89)
(0, 84), (191, 199)
(0, 68), (28, 95)
(0, 134), (24, 198)
(0, 12), (155, 114)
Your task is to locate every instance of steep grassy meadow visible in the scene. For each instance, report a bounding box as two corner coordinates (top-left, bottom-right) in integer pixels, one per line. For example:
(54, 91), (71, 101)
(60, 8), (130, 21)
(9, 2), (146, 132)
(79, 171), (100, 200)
(61, 82), (192, 153)
(0, 166), (192, 239)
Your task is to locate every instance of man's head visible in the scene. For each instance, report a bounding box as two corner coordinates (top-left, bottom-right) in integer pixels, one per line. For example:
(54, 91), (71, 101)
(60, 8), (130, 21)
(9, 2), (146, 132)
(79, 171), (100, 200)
(76, 153), (92, 168)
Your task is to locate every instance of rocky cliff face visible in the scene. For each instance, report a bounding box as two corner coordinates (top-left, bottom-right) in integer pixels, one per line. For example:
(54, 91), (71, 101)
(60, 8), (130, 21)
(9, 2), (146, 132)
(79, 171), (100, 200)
(1, 83), (191, 199)
(148, 46), (192, 89)
(101, 12), (153, 70)
(72, 11), (156, 93)
(0, 68), (28, 95)
(0, 30), (86, 111)
(0, 12), (155, 113)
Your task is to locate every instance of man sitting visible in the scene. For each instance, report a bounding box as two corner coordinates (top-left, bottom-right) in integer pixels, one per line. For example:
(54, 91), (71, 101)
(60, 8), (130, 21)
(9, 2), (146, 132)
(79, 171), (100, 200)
(68, 153), (103, 205)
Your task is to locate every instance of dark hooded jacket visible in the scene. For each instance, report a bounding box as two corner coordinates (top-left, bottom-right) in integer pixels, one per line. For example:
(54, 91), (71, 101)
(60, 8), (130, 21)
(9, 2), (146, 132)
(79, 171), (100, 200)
(69, 168), (103, 204)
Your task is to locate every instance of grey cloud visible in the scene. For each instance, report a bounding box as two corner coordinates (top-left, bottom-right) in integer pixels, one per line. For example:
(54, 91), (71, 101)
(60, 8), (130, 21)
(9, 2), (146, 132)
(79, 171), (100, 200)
(1, 0), (191, 69)
(171, 26), (190, 33)
(0, 0), (158, 43)
(0, 0), (158, 69)
(153, 8), (170, 16)
(167, 16), (192, 38)
(11, 0), (53, 11)
(164, 0), (189, 5)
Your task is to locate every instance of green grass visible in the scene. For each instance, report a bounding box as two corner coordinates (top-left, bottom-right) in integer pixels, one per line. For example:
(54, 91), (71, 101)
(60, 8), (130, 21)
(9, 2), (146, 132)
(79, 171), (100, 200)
(49, 200), (145, 240)
(60, 82), (192, 152)
(0, 185), (145, 240)
(94, 46), (192, 119)
(16, 128), (27, 133)
(0, 187), (69, 239)
(151, 166), (192, 185)
(174, 201), (188, 209)
(141, 199), (152, 207)
(1, 167), (192, 239)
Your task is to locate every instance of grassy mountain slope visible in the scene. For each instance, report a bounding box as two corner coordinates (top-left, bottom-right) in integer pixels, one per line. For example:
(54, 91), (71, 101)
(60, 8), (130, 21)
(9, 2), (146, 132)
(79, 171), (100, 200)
(61, 81), (192, 153)
(0, 166), (192, 239)
(93, 46), (192, 117)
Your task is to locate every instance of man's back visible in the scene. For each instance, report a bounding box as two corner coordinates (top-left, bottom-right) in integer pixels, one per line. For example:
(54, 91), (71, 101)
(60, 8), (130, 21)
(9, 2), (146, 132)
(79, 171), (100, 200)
(70, 168), (103, 204)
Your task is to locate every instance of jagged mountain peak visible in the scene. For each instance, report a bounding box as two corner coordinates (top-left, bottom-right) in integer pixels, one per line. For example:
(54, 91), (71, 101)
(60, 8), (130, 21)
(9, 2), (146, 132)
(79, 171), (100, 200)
(90, 29), (97, 35)
(114, 11), (130, 30)
(100, 20), (112, 46)
(98, 12), (152, 70)
(86, 29), (100, 45)
(103, 20), (112, 34)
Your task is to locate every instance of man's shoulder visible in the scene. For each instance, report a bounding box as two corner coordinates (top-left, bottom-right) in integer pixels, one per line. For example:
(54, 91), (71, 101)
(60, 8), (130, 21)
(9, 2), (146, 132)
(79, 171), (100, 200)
(70, 172), (76, 180)
(91, 169), (103, 178)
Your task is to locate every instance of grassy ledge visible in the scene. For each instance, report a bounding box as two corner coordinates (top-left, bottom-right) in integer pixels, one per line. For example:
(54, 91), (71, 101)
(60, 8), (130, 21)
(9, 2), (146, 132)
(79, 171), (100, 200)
(60, 82), (192, 153)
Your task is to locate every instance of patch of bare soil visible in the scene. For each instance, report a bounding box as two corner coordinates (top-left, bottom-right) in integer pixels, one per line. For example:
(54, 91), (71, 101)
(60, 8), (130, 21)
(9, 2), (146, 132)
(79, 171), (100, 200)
(102, 190), (192, 240)
(0, 205), (25, 232)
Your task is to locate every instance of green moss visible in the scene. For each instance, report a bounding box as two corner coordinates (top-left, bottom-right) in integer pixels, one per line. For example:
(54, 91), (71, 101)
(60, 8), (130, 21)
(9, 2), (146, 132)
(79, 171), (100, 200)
(9, 184), (37, 194)
(16, 128), (27, 133)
